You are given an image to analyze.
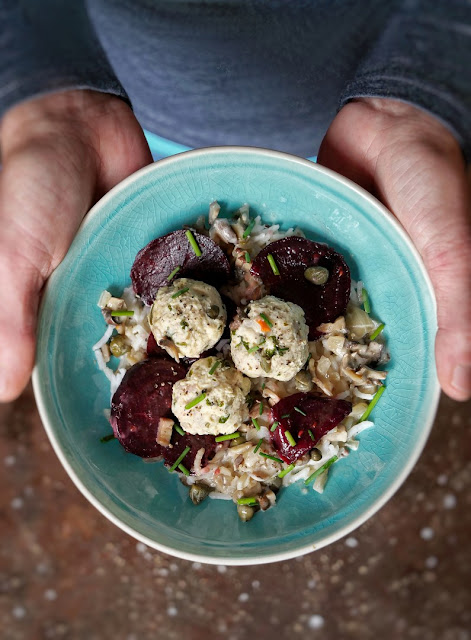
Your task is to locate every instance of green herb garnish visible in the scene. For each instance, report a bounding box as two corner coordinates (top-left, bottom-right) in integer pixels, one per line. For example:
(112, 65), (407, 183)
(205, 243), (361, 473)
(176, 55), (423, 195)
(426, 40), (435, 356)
(180, 319), (189, 329)
(259, 401), (264, 416)
(251, 418), (260, 430)
(185, 393), (206, 410)
(285, 430), (296, 447)
(253, 438), (263, 454)
(308, 429), (315, 441)
(281, 413), (290, 419)
(167, 265), (181, 281)
(259, 452), (283, 464)
(369, 323), (385, 341)
(215, 432), (240, 442)
(242, 219), (255, 238)
(270, 421), (279, 432)
(169, 446), (191, 472)
(362, 287), (371, 313)
(304, 455), (338, 485)
(185, 229), (202, 257)
(237, 496), (258, 505)
(218, 416), (230, 424)
(267, 253), (280, 275)
(172, 287), (190, 299)
(110, 310), (134, 317)
(178, 463), (190, 476)
(248, 344), (261, 354)
(174, 424), (185, 436)
(278, 463), (295, 479)
(259, 312), (273, 328)
(294, 406), (306, 416)
(359, 385), (386, 422)
(209, 360), (221, 375)
(100, 433), (115, 443)
(245, 251), (251, 263)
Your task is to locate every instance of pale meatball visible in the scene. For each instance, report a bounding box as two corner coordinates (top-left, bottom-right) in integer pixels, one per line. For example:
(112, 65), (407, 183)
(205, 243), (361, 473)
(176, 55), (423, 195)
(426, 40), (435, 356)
(230, 295), (309, 381)
(172, 357), (251, 435)
(149, 278), (226, 360)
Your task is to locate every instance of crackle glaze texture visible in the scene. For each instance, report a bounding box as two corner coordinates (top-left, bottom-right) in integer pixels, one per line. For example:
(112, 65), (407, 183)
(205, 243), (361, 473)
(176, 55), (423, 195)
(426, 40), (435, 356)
(32, 148), (439, 563)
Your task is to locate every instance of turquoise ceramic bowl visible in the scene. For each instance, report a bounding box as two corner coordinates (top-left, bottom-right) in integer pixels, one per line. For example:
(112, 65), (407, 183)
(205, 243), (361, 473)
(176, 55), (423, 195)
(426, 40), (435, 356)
(33, 147), (439, 565)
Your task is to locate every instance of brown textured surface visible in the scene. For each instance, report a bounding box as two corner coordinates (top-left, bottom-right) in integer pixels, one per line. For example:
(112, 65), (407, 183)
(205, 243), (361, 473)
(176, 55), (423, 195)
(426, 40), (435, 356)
(1, 385), (470, 640)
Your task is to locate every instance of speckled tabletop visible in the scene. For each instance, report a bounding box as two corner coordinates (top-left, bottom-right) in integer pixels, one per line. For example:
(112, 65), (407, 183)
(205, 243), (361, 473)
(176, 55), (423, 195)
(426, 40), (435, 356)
(1, 385), (470, 640)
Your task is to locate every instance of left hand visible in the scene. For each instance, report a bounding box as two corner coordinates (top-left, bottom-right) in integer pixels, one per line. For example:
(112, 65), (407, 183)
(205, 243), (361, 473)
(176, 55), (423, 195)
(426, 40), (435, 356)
(318, 98), (471, 401)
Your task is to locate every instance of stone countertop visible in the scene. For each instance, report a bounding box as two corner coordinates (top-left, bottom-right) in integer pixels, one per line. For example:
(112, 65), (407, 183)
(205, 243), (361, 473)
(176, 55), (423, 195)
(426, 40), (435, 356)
(0, 385), (470, 640)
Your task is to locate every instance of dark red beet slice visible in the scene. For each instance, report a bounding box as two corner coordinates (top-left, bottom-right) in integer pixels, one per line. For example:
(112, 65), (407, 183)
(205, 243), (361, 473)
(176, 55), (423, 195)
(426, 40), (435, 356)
(251, 237), (350, 339)
(270, 393), (352, 463)
(146, 333), (168, 358)
(162, 432), (218, 471)
(111, 358), (186, 458)
(131, 230), (231, 305)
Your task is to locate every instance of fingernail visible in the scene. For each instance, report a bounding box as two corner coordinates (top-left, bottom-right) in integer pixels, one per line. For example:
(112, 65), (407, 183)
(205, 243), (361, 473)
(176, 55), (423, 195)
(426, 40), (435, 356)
(451, 364), (471, 398)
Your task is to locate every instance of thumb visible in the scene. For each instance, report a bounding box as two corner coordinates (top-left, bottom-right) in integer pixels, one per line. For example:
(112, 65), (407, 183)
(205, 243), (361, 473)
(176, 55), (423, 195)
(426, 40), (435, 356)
(319, 101), (471, 401)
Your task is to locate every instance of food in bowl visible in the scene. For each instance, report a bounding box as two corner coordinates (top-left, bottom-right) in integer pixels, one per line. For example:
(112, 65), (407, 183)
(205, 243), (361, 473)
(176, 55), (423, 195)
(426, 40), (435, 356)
(93, 203), (388, 521)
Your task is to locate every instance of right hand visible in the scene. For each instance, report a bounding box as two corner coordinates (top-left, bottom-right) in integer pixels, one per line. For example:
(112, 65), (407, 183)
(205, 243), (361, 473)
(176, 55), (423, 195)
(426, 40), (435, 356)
(0, 89), (153, 401)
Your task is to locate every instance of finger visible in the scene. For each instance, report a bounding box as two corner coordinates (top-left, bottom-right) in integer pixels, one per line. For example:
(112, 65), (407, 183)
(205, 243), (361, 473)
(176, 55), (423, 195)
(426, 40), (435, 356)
(319, 103), (471, 401)
(0, 137), (97, 401)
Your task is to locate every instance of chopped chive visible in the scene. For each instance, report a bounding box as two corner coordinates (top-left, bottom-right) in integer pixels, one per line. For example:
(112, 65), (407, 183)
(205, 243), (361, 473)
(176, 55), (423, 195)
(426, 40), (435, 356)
(305, 455), (338, 485)
(100, 433), (115, 443)
(209, 360), (221, 375)
(171, 286), (190, 299)
(362, 287), (371, 313)
(185, 229), (202, 256)
(267, 253), (280, 275)
(359, 385), (386, 422)
(261, 382), (266, 390)
(185, 393), (206, 410)
(245, 251), (251, 263)
(251, 418), (260, 430)
(242, 219), (255, 238)
(259, 312), (273, 328)
(248, 344), (260, 354)
(253, 438), (263, 454)
(369, 323), (385, 341)
(169, 446), (191, 472)
(278, 463), (295, 478)
(174, 424), (185, 436)
(308, 429), (315, 441)
(110, 310), (134, 317)
(281, 413), (291, 419)
(259, 401), (264, 416)
(294, 406), (306, 416)
(167, 265), (181, 281)
(285, 430), (296, 447)
(259, 452), (283, 464)
(178, 463), (190, 476)
(270, 421), (279, 432)
(237, 497), (258, 505)
(215, 432), (240, 442)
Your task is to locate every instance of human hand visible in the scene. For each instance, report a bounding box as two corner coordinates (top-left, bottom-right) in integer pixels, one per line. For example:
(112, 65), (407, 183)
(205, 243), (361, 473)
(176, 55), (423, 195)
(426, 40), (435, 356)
(0, 90), (152, 401)
(318, 98), (471, 401)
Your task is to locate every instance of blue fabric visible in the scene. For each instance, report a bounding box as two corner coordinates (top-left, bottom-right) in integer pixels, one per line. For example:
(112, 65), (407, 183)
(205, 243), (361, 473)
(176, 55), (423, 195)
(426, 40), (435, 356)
(1, 1), (470, 158)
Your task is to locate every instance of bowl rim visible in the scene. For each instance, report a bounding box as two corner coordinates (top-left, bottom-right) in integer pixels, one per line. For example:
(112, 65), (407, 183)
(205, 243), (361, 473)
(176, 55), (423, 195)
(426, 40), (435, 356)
(32, 145), (440, 565)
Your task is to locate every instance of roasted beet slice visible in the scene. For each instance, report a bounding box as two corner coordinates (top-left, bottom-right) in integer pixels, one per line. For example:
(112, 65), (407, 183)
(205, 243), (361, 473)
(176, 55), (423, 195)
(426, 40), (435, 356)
(111, 358), (186, 458)
(270, 393), (351, 463)
(146, 333), (168, 358)
(131, 230), (231, 305)
(251, 237), (350, 338)
(162, 432), (217, 471)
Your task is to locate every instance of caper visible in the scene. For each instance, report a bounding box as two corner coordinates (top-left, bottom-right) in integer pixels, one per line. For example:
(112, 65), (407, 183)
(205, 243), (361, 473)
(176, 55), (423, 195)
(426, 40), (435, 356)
(207, 305), (220, 319)
(304, 266), (329, 285)
(294, 370), (313, 392)
(189, 484), (210, 505)
(237, 504), (254, 522)
(310, 448), (322, 462)
(109, 335), (129, 357)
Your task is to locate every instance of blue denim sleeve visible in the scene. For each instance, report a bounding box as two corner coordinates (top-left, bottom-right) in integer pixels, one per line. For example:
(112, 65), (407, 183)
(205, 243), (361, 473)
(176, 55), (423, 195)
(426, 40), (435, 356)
(339, 0), (471, 159)
(0, 0), (128, 119)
